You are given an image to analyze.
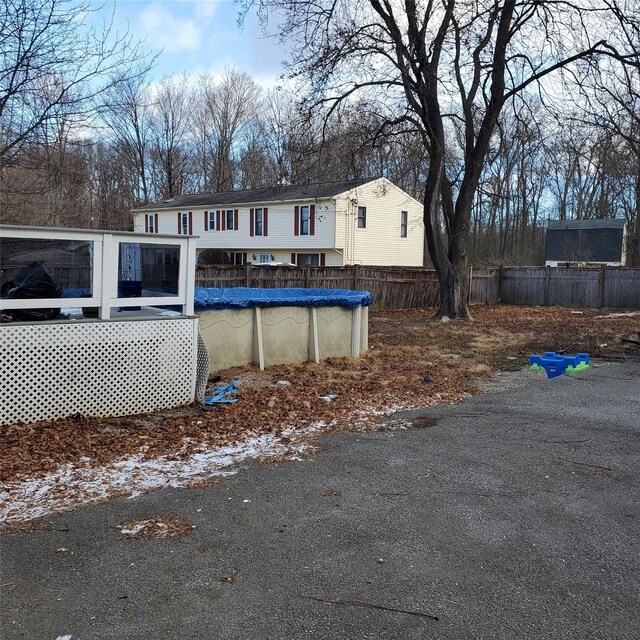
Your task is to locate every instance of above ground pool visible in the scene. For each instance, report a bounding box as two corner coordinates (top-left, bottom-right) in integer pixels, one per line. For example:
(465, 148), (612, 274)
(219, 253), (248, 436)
(194, 288), (371, 371)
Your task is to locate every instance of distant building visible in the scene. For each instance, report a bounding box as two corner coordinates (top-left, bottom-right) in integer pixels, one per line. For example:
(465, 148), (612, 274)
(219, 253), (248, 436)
(544, 219), (627, 267)
(131, 177), (424, 267)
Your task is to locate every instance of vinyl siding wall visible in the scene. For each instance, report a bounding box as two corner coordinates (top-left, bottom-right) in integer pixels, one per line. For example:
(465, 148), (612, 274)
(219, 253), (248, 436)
(134, 200), (336, 251)
(333, 178), (423, 266)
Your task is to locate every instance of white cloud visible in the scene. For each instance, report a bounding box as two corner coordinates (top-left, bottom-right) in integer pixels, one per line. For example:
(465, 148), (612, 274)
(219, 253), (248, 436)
(139, 2), (203, 53)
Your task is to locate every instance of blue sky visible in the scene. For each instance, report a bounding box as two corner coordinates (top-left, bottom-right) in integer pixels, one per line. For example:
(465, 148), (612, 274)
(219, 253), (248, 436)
(93, 0), (287, 85)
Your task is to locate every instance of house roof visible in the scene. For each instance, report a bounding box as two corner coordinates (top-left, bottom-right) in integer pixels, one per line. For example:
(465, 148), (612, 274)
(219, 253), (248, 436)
(132, 178), (379, 213)
(547, 219), (626, 231)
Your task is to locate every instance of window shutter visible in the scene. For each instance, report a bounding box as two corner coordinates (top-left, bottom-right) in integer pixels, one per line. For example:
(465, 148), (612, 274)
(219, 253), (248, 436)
(177, 212), (181, 234)
(291, 253), (296, 265)
(234, 209), (239, 231)
(154, 214), (158, 233)
(320, 252), (326, 266)
(145, 215), (149, 233)
(264, 207), (268, 236)
(294, 206), (299, 236)
(204, 211), (208, 231)
(242, 252), (247, 265)
(250, 208), (254, 237)
(222, 210), (226, 231)
(310, 204), (316, 236)
(188, 212), (193, 235)
(216, 210), (221, 230)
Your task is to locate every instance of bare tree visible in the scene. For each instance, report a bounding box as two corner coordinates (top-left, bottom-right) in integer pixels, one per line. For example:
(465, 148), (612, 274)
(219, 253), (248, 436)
(198, 68), (262, 191)
(0, 0), (148, 167)
(100, 68), (153, 205)
(242, 0), (639, 317)
(149, 75), (193, 199)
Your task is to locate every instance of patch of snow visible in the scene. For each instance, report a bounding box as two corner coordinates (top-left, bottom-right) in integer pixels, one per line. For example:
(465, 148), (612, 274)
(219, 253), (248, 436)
(1, 420), (335, 526)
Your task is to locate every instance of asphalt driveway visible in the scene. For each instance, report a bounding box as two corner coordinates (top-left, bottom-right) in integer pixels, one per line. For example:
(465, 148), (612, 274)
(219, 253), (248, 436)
(1, 359), (639, 640)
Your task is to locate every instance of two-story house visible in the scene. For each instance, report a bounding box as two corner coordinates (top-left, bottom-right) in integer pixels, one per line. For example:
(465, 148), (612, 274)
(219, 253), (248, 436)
(131, 177), (424, 266)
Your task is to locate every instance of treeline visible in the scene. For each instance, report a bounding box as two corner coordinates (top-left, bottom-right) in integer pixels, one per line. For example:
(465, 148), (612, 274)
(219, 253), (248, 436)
(1, 5), (638, 266)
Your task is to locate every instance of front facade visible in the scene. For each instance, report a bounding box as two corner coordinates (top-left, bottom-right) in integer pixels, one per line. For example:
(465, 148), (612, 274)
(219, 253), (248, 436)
(132, 178), (424, 267)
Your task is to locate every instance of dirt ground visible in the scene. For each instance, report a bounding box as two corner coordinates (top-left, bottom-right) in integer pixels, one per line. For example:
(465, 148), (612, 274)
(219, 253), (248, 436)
(1, 305), (638, 487)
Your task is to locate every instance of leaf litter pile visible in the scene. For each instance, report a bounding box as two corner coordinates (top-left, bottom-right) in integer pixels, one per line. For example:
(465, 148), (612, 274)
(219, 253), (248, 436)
(1, 305), (637, 528)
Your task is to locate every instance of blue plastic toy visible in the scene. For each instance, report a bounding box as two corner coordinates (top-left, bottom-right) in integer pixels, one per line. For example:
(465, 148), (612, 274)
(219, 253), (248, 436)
(529, 352), (590, 379)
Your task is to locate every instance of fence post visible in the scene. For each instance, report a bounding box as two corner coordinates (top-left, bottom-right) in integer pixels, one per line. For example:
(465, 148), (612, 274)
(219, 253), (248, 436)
(597, 266), (605, 308)
(497, 266), (503, 303)
(245, 263), (252, 287)
(544, 265), (551, 305)
(468, 265), (473, 305)
(353, 264), (360, 290)
(305, 264), (311, 288)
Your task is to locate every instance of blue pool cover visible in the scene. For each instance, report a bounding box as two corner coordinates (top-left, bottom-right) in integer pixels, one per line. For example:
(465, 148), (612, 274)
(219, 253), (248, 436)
(194, 287), (372, 310)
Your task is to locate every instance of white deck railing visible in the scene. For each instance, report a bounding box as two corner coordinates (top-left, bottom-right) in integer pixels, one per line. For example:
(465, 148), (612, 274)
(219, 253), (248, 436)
(0, 225), (197, 319)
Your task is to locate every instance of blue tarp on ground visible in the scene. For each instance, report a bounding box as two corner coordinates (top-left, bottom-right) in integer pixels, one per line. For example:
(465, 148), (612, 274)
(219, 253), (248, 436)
(194, 287), (372, 310)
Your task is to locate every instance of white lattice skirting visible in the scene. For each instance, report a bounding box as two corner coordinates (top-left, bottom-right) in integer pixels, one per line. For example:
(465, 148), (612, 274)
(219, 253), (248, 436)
(0, 318), (201, 426)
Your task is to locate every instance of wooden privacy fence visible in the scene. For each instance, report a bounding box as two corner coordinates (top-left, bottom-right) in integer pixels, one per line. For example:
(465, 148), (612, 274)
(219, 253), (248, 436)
(195, 264), (640, 311)
(195, 265), (439, 310)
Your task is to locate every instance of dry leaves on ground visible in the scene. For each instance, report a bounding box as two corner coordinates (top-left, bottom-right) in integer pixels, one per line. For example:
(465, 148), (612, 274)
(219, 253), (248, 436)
(1, 305), (637, 485)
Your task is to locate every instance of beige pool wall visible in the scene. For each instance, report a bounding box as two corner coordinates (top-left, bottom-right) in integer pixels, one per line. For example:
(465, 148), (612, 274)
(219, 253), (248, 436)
(197, 305), (369, 371)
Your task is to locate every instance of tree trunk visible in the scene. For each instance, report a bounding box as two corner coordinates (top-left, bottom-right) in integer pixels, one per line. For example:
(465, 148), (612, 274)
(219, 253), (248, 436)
(423, 157), (471, 320)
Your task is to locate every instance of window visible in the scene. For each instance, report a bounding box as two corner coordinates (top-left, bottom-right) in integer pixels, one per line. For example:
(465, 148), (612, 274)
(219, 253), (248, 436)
(179, 212), (189, 235)
(254, 208), (263, 236)
(208, 211), (216, 231)
(300, 205), (310, 235)
(259, 253), (270, 263)
(146, 214), (157, 234)
(296, 253), (320, 266)
(229, 252), (245, 265)
(250, 207), (268, 237)
(357, 206), (367, 229)
(294, 204), (315, 236)
(401, 210), (408, 238)
(226, 209), (235, 230)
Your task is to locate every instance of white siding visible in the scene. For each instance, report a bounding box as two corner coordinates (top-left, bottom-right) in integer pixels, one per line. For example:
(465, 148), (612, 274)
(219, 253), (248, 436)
(333, 178), (423, 266)
(135, 200), (336, 250)
(133, 179), (423, 266)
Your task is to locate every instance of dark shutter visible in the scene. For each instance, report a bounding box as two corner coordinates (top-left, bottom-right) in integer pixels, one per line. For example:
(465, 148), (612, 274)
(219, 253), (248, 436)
(188, 212), (193, 235)
(294, 206), (299, 236)
(177, 212), (181, 234)
(154, 214), (158, 233)
(250, 208), (254, 237)
(310, 204), (316, 236)
(264, 207), (268, 236)
(320, 252), (326, 266)
(145, 215), (149, 233)
(234, 209), (239, 230)
(291, 253), (296, 265)
(204, 211), (208, 231)
(216, 210), (221, 230)
(222, 210), (226, 231)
